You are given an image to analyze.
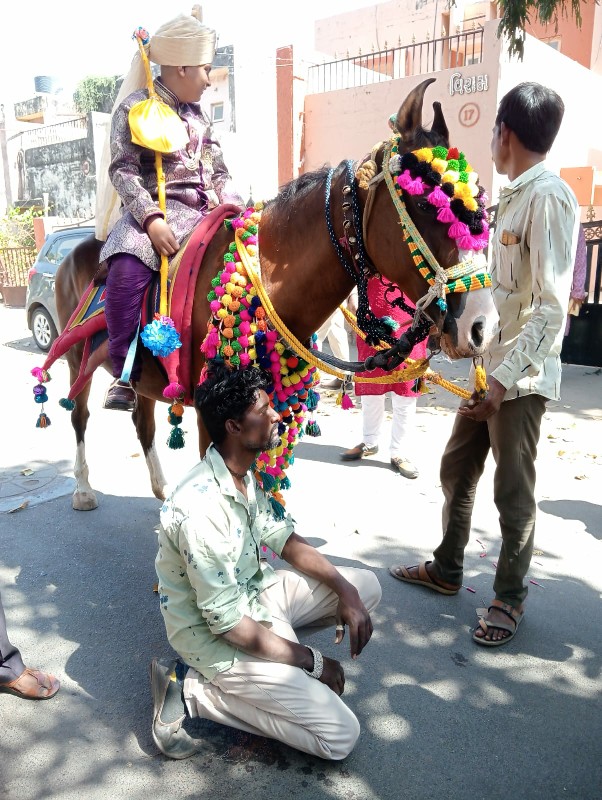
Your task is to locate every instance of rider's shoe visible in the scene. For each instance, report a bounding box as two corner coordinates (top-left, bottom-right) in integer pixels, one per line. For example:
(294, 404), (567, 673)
(390, 456), (419, 479)
(341, 442), (379, 461)
(103, 380), (137, 412)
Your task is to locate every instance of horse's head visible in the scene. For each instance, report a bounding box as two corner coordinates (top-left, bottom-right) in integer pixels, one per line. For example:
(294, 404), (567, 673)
(363, 78), (498, 360)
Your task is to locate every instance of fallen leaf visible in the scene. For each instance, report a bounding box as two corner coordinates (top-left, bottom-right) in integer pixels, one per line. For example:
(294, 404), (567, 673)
(8, 501), (29, 513)
(575, 475), (588, 480)
(20, 468), (34, 476)
(152, 583), (159, 593)
(533, 549), (544, 556)
(557, 450), (566, 456)
(130, 453), (141, 458)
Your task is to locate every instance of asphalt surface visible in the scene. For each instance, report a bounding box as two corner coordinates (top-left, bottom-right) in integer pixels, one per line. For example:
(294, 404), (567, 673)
(0, 302), (600, 800)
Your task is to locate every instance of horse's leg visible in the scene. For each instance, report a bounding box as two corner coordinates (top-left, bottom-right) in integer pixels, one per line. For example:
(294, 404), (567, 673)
(70, 374), (99, 512)
(133, 395), (168, 501)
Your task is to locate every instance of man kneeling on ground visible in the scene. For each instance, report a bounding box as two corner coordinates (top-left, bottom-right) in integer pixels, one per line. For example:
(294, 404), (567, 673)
(152, 363), (381, 760)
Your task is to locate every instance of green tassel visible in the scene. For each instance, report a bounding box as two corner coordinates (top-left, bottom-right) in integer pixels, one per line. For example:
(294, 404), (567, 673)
(59, 398), (75, 411)
(269, 497), (286, 520)
(167, 427), (185, 449)
(261, 472), (276, 491)
(36, 412), (51, 428)
(280, 475), (291, 491)
(306, 388), (319, 411)
(305, 419), (321, 437)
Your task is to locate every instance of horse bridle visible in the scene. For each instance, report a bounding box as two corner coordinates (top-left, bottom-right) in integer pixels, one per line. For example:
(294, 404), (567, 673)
(323, 135), (493, 372)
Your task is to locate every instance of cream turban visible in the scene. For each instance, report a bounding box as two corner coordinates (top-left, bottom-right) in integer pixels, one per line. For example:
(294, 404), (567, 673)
(95, 7), (216, 240)
(149, 12), (216, 67)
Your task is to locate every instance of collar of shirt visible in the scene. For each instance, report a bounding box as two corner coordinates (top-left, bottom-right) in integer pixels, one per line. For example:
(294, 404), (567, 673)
(498, 162), (548, 200)
(204, 444), (257, 515)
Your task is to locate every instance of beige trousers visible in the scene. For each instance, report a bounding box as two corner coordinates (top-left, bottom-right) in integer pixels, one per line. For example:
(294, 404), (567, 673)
(184, 567), (382, 760)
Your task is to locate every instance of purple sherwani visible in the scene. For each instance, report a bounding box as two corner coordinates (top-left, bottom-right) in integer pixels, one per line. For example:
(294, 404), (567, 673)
(100, 78), (243, 378)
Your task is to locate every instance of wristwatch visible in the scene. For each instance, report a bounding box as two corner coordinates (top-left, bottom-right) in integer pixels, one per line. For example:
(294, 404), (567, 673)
(302, 646), (324, 679)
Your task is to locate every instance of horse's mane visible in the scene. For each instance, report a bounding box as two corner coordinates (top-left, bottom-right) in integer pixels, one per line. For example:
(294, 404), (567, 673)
(268, 163), (345, 212)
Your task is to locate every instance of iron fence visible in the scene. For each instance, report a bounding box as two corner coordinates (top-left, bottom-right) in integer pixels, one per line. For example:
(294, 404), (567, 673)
(10, 116), (88, 150)
(0, 246), (37, 287)
(308, 29), (484, 94)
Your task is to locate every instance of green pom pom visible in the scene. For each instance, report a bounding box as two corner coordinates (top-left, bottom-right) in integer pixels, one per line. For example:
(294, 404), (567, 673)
(168, 412), (183, 425)
(447, 159), (460, 171)
(211, 276), (221, 287)
(228, 243), (237, 254)
(231, 341), (242, 352)
(167, 427), (185, 450)
(458, 171), (469, 183)
(230, 354), (241, 366)
(432, 146), (448, 160)
(232, 327), (241, 338)
(224, 253), (235, 262)
(207, 290), (217, 301)
(59, 397), (75, 411)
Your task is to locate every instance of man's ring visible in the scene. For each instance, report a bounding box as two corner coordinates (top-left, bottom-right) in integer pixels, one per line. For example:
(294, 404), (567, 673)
(335, 625), (345, 631)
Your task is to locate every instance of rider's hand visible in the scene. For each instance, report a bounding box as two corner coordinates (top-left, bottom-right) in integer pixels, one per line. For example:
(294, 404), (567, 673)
(318, 655), (345, 696)
(146, 217), (179, 257)
(334, 587), (374, 659)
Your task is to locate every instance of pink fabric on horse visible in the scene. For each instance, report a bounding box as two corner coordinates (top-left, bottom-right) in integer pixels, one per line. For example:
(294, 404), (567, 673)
(355, 278), (428, 397)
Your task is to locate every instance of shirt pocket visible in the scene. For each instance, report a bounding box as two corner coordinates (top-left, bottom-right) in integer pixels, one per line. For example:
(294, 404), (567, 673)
(494, 234), (524, 291)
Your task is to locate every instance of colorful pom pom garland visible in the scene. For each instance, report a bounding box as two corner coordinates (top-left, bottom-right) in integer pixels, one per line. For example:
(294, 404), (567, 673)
(200, 207), (321, 516)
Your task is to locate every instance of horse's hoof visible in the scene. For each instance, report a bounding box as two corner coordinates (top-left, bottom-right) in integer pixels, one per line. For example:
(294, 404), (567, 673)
(72, 491), (99, 511)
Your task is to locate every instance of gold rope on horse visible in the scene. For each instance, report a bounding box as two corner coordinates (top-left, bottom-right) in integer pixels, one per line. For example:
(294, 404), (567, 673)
(235, 229), (485, 399)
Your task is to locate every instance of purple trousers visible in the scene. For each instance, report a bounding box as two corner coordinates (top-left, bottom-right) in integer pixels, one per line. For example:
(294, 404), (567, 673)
(105, 253), (154, 380)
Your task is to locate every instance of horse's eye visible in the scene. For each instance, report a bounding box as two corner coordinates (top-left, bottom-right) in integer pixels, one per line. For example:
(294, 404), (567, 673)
(416, 200), (433, 214)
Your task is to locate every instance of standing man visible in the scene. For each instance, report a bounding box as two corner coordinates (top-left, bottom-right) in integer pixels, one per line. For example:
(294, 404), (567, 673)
(389, 83), (578, 646)
(152, 364), (381, 759)
(0, 591), (60, 699)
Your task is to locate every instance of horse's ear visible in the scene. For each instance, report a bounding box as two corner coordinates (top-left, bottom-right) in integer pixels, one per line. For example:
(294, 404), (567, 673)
(395, 77), (436, 141)
(430, 101), (449, 146)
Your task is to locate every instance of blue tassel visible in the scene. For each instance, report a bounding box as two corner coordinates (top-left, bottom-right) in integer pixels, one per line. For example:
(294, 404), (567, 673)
(36, 412), (51, 428)
(305, 419), (321, 437)
(280, 475), (291, 490)
(381, 315), (400, 331)
(261, 472), (276, 491)
(59, 398), (75, 411)
(167, 427), (185, 449)
(306, 388), (319, 411)
(269, 497), (286, 520)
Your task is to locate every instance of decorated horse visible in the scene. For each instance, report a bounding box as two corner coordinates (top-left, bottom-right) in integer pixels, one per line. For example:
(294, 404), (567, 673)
(31, 78), (498, 513)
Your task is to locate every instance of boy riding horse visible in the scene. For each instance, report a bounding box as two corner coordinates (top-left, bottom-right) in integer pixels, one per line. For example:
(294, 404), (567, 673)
(96, 6), (243, 411)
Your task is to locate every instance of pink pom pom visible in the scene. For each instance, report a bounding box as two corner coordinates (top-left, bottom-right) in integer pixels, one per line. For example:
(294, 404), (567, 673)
(436, 206), (456, 224)
(341, 393), (354, 410)
(270, 350), (280, 362)
(225, 262), (236, 273)
(426, 187), (450, 208)
(246, 235), (257, 245)
(210, 300), (221, 313)
(239, 352), (251, 366)
(277, 390), (288, 402)
(448, 221), (471, 239)
(239, 309), (251, 321)
(266, 330), (278, 343)
(220, 271), (230, 284)
(236, 335), (247, 348)
(396, 170), (413, 190)
(232, 218), (244, 229)
(31, 367), (45, 382)
(163, 382), (185, 400)
(239, 320), (251, 334)
(457, 235), (480, 251)
(233, 251), (241, 262)
(276, 456), (285, 466)
(215, 285), (225, 297)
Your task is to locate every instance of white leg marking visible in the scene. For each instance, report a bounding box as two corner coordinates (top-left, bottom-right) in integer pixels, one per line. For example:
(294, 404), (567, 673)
(72, 441), (98, 511)
(146, 444), (168, 501)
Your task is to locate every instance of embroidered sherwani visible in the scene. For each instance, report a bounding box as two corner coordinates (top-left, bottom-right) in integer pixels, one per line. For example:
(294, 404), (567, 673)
(100, 78), (243, 268)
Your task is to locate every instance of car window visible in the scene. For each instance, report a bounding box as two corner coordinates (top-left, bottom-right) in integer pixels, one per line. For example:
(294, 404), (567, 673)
(45, 233), (86, 265)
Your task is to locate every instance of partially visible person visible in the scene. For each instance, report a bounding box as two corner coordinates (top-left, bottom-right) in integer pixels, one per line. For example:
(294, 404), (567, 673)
(97, 9), (243, 411)
(341, 279), (427, 479)
(152, 364), (381, 760)
(317, 301), (353, 390)
(390, 82), (579, 646)
(0, 591), (60, 700)
(565, 223), (588, 336)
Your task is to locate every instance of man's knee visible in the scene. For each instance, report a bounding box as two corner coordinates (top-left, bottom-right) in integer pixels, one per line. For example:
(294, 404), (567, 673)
(354, 569), (382, 613)
(322, 702), (361, 760)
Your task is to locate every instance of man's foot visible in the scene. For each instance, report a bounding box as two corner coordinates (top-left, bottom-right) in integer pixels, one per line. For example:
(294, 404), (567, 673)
(390, 457), (419, 479)
(103, 380), (136, 412)
(473, 601), (524, 646)
(0, 667), (60, 700)
(388, 561), (460, 595)
(341, 442), (379, 461)
(151, 657), (198, 759)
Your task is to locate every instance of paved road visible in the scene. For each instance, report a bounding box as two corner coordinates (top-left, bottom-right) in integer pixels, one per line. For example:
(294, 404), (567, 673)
(0, 302), (600, 800)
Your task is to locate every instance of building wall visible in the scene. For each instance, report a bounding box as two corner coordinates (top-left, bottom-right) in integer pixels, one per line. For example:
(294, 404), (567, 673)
(525, 1), (597, 70)
(24, 115), (97, 218)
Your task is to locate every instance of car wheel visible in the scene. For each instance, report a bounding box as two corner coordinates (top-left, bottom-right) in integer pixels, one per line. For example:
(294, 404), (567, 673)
(31, 307), (58, 352)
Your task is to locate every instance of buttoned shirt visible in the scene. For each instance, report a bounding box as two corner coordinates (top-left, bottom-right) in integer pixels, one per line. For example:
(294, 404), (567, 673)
(156, 445), (295, 681)
(486, 163), (579, 401)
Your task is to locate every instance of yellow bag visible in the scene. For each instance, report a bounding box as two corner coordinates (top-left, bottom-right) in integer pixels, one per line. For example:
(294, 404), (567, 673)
(128, 96), (189, 154)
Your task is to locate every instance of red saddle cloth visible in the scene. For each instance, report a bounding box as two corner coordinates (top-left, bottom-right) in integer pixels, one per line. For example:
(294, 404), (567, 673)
(40, 204), (240, 405)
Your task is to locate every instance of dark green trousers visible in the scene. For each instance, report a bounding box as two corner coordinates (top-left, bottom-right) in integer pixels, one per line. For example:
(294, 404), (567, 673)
(432, 394), (547, 607)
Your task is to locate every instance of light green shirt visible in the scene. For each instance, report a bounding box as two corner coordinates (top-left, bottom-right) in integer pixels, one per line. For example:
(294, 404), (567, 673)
(156, 445), (295, 680)
(486, 163), (579, 402)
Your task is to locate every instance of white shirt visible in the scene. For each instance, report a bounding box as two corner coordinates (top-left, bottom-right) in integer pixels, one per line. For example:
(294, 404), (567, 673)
(486, 163), (579, 401)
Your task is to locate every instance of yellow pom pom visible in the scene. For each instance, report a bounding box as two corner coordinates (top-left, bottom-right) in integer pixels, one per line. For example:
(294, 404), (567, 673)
(414, 147), (434, 163)
(250, 323), (257, 334)
(431, 158), (447, 174)
(222, 294), (232, 307)
(217, 308), (228, 320)
(282, 377), (291, 387)
(248, 348), (257, 360)
(225, 282), (235, 294)
(247, 244), (258, 256)
(465, 197), (478, 212)
(275, 342), (285, 354)
(442, 170), (459, 184)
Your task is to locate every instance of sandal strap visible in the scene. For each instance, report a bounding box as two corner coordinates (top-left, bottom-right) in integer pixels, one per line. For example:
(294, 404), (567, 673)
(488, 603), (521, 625)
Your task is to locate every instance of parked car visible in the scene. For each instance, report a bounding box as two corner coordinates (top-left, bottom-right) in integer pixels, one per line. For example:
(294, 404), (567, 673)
(26, 226), (95, 351)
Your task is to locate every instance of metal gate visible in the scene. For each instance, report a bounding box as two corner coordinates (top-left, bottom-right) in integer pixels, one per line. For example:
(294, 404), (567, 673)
(561, 219), (602, 368)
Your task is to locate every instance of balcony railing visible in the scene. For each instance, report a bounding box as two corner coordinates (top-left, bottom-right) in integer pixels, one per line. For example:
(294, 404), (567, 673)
(10, 116), (88, 151)
(308, 29), (484, 94)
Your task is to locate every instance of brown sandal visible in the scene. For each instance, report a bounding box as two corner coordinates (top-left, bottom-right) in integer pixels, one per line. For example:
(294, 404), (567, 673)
(0, 668), (60, 700)
(389, 561), (460, 595)
(473, 603), (524, 647)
